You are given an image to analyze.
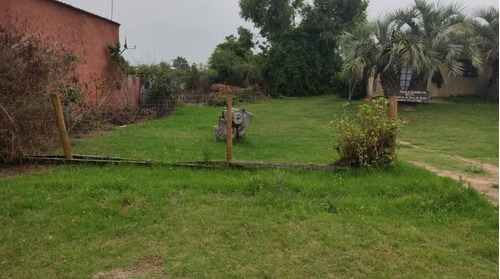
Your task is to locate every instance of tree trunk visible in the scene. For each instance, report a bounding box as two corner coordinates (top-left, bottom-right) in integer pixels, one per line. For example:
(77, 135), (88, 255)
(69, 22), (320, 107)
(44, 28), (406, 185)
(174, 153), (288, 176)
(379, 69), (400, 156)
(347, 80), (357, 103)
(379, 70), (400, 98)
(487, 59), (499, 102)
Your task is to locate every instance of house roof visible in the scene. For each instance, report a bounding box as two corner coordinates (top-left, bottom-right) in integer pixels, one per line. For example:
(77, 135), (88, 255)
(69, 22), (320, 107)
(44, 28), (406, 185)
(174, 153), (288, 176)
(48, 0), (120, 26)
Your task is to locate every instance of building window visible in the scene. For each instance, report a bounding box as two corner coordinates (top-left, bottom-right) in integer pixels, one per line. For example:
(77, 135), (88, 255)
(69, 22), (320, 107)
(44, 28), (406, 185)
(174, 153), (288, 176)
(400, 64), (412, 91)
(461, 60), (479, 78)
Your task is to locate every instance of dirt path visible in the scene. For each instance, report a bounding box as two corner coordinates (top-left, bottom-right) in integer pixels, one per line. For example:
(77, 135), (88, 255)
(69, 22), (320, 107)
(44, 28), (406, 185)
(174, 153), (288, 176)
(400, 142), (499, 205)
(93, 255), (163, 279)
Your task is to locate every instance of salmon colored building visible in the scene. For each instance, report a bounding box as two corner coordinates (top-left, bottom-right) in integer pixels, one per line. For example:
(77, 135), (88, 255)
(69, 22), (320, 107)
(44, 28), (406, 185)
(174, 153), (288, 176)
(0, 0), (140, 109)
(367, 63), (492, 102)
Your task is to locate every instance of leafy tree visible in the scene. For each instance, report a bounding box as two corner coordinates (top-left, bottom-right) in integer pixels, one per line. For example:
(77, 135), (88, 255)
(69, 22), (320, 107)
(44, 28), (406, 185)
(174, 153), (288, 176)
(187, 63), (218, 91)
(339, 23), (375, 101)
(213, 27), (255, 61)
(239, 0), (304, 42)
(172, 56), (190, 71)
(209, 49), (245, 85)
(243, 0), (367, 96)
(216, 27), (255, 59)
(188, 63), (201, 90)
(209, 27), (258, 85)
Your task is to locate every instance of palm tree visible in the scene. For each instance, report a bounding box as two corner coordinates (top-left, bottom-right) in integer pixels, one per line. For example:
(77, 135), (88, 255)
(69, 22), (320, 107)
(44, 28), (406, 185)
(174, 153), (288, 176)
(470, 7), (499, 102)
(340, 0), (483, 153)
(340, 22), (378, 102)
(340, 19), (399, 100)
(341, 0), (482, 100)
(395, 0), (475, 86)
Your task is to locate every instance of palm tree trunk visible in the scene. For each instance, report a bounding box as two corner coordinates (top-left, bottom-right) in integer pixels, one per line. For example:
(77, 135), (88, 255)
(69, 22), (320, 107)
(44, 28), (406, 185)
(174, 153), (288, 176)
(379, 69), (399, 155)
(379, 70), (400, 98)
(347, 80), (357, 103)
(487, 59), (499, 102)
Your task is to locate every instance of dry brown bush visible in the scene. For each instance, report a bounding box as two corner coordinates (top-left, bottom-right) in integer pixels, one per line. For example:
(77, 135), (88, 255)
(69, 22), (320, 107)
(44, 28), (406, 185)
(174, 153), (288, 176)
(0, 27), (79, 161)
(67, 107), (159, 137)
(179, 86), (268, 106)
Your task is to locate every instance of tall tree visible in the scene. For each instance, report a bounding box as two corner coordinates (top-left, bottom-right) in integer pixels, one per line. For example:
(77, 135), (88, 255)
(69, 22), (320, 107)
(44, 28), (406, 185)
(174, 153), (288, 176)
(239, 0), (304, 42)
(394, 0), (475, 87)
(209, 27), (258, 85)
(215, 27), (255, 60)
(240, 0), (367, 96)
(470, 7), (499, 102)
(172, 56), (190, 71)
(341, 0), (480, 98)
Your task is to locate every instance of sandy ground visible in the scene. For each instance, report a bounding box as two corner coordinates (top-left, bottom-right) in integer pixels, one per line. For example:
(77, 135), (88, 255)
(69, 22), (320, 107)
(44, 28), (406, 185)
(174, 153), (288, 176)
(400, 141), (499, 205)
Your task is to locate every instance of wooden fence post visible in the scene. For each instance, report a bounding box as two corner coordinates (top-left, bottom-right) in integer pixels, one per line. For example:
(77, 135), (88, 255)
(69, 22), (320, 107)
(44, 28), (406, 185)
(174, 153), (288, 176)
(226, 91), (233, 162)
(51, 94), (73, 159)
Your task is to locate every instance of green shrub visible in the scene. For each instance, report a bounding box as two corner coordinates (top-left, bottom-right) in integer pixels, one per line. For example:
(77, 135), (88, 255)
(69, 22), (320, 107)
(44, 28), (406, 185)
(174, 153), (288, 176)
(133, 62), (178, 117)
(333, 98), (406, 167)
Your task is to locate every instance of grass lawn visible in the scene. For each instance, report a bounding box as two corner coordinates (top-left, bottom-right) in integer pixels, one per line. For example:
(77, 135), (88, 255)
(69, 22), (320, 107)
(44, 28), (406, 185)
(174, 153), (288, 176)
(398, 97), (499, 171)
(69, 95), (498, 170)
(0, 95), (498, 278)
(1, 164), (497, 278)
(70, 96), (339, 163)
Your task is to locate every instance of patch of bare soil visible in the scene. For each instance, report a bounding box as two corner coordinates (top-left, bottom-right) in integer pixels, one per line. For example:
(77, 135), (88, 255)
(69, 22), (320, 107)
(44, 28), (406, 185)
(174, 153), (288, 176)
(409, 160), (499, 206)
(399, 141), (420, 149)
(93, 255), (163, 279)
(400, 141), (499, 205)
(0, 164), (49, 178)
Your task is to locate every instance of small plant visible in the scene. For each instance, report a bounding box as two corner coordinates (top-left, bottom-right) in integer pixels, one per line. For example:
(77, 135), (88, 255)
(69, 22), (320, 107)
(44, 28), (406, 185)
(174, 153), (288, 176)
(332, 98), (406, 168)
(457, 176), (473, 189)
(57, 84), (83, 106)
(133, 62), (179, 117)
(464, 160), (487, 174)
(201, 145), (214, 162)
(108, 43), (133, 74)
(491, 184), (498, 189)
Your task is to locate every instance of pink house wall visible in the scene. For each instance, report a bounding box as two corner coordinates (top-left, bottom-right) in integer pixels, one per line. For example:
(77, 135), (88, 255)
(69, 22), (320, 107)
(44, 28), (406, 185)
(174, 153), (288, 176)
(0, 0), (140, 109)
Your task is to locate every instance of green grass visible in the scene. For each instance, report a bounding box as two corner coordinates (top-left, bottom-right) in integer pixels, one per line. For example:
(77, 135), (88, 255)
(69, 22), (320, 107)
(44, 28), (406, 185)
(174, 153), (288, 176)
(70, 96), (339, 163)
(1, 95), (498, 278)
(69, 96), (498, 170)
(398, 97), (499, 170)
(0, 163), (497, 278)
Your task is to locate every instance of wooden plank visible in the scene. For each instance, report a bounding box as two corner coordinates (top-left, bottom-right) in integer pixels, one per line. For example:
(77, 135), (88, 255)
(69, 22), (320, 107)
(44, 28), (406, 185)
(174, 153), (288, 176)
(19, 156), (346, 171)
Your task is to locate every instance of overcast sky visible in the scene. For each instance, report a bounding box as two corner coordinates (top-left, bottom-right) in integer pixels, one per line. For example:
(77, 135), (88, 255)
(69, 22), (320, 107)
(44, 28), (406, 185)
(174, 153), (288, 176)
(58, 0), (499, 65)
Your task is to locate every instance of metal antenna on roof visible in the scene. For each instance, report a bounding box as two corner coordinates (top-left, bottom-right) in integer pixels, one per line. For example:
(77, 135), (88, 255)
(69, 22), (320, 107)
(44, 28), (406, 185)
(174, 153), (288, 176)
(120, 37), (137, 54)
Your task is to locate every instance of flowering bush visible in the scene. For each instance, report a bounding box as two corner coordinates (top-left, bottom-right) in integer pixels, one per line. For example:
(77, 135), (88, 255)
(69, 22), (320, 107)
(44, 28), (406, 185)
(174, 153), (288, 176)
(332, 98), (406, 168)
